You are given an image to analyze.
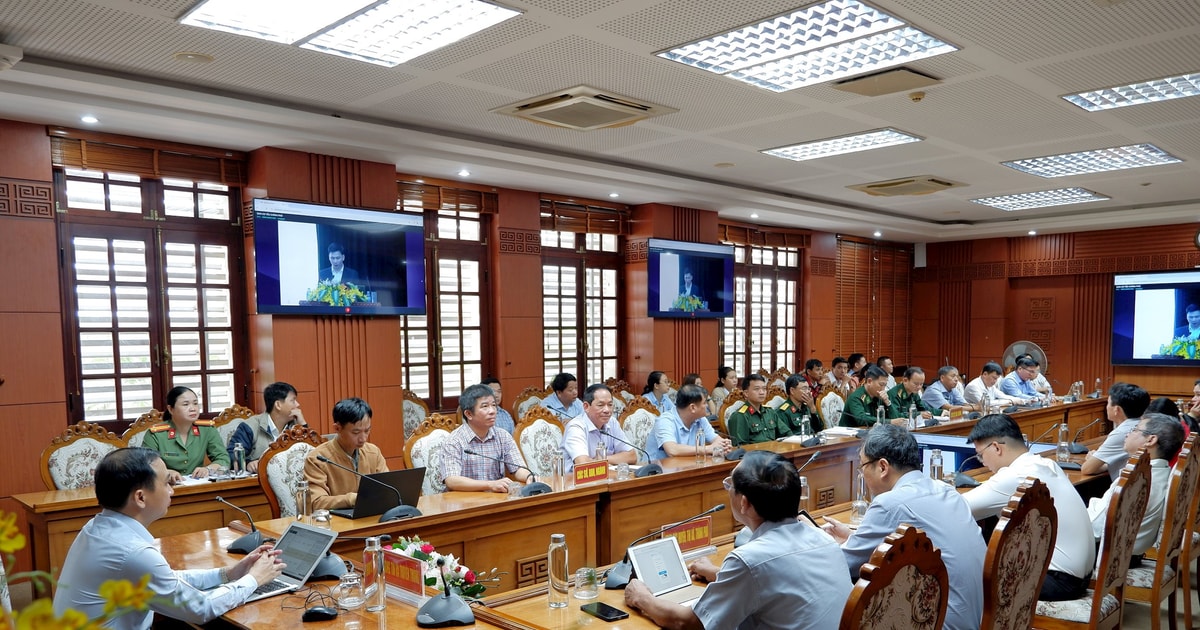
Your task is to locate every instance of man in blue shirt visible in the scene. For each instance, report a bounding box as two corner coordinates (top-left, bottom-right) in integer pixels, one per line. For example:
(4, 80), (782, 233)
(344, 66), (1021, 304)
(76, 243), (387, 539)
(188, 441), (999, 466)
(541, 372), (583, 419)
(999, 357), (1042, 404)
(645, 384), (732, 460)
(482, 377), (515, 434)
(921, 365), (970, 412)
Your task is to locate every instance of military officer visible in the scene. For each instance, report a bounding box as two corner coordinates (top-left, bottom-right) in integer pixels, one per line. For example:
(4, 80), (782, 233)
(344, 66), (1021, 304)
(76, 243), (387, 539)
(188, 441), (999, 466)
(840, 365), (893, 427)
(143, 386), (230, 482)
(727, 374), (790, 445)
(777, 372), (823, 433)
(887, 367), (936, 422)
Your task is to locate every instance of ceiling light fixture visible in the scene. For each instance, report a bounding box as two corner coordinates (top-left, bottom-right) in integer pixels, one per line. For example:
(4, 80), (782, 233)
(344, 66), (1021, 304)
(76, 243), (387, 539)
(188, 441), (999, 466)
(873, 230), (882, 237)
(457, 169), (470, 177)
(1028, 230), (1037, 236)
(658, 0), (956, 92)
(608, 192), (619, 198)
(970, 187), (1110, 212)
(181, 0), (521, 67)
(750, 212), (759, 219)
(80, 115), (99, 124)
(172, 51), (215, 64)
(763, 127), (921, 161)
(1064, 72), (1200, 112)
(1002, 143), (1182, 178)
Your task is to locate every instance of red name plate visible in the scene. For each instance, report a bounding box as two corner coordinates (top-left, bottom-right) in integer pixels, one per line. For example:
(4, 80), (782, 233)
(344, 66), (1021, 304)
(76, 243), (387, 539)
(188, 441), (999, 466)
(383, 549), (426, 597)
(574, 460), (608, 485)
(662, 516), (712, 552)
(950, 407), (964, 420)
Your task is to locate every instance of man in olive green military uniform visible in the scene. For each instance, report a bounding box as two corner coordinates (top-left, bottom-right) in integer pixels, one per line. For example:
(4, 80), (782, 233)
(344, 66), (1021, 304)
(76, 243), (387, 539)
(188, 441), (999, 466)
(887, 367), (936, 423)
(777, 372), (823, 433)
(840, 365), (894, 427)
(727, 374), (790, 446)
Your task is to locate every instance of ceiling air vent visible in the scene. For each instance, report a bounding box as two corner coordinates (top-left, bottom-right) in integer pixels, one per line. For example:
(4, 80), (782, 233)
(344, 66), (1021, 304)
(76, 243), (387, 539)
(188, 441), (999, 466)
(848, 175), (965, 197)
(493, 85), (677, 131)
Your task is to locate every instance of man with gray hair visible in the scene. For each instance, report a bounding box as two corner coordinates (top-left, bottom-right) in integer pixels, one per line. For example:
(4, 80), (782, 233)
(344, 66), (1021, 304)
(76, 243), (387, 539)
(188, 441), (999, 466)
(822, 424), (984, 630)
(439, 383), (532, 492)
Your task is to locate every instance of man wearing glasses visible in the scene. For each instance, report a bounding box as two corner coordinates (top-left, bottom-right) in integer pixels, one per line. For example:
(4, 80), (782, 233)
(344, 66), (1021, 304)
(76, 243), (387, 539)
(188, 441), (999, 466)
(1080, 382), (1150, 480)
(999, 357), (1043, 405)
(963, 414), (1095, 601)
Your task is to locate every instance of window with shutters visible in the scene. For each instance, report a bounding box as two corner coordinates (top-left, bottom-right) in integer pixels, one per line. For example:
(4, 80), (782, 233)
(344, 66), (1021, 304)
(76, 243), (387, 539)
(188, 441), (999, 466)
(835, 237), (912, 362)
(719, 244), (800, 376)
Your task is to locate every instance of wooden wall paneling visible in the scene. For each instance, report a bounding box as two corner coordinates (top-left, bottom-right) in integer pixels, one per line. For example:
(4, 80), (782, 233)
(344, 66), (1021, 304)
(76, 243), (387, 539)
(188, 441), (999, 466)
(0, 313), (66, 406)
(366, 384), (404, 464)
(493, 190), (545, 387)
(0, 402), (70, 497)
(1072, 273), (1114, 390)
(0, 215), (59, 312)
(910, 280), (940, 370)
(0, 120), (52, 182)
(0, 178), (53, 220)
(315, 317), (369, 422)
(247, 147), (311, 201)
(1112, 367), (1196, 397)
(264, 317), (320, 394)
(1007, 277), (1074, 384)
(1009, 233), (1074, 262)
(364, 318), (402, 388)
(936, 280), (971, 370)
(1072, 224), (1195, 258)
(0, 496), (33, 573)
(967, 277), (1008, 372)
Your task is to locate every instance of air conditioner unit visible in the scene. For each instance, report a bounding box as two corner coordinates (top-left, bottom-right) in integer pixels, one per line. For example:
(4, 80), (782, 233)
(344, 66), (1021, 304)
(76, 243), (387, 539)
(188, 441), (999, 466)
(0, 43), (23, 71)
(848, 175), (965, 197)
(493, 86), (677, 131)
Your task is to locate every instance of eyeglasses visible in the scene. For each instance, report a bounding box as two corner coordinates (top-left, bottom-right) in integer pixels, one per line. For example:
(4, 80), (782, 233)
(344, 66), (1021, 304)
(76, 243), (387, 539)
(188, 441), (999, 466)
(722, 476), (735, 492)
(857, 458), (878, 472)
(975, 441), (999, 458)
(1129, 427), (1149, 437)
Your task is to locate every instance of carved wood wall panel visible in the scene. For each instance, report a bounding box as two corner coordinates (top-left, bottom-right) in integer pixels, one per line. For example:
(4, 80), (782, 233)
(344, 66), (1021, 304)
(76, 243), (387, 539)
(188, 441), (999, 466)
(811, 257), (836, 277)
(498, 228), (541, 255)
(0, 179), (53, 218)
(625, 238), (648, 263)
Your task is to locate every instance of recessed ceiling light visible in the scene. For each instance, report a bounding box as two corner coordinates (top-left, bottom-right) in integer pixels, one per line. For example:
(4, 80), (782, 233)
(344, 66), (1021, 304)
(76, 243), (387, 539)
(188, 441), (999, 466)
(873, 230), (882, 237)
(80, 115), (99, 124)
(1064, 72), (1200, 112)
(172, 51), (215, 64)
(1028, 230), (1037, 236)
(970, 187), (1110, 212)
(415, 179), (425, 183)
(713, 162), (735, 168)
(750, 212), (759, 219)
(658, 0), (956, 92)
(181, 0), (521, 67)
(457, 169), (470, 177)
(1002, 143), (1182, 178)
(608, 192), (619, 198)
(763, 128), (921, 161)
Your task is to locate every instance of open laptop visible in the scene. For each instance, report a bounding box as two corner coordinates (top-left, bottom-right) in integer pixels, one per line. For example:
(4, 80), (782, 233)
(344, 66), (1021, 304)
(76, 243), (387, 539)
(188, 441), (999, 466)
(329, 468), (425, 520)
(627, 536), (708, 606)
(245, 520), (337, 602)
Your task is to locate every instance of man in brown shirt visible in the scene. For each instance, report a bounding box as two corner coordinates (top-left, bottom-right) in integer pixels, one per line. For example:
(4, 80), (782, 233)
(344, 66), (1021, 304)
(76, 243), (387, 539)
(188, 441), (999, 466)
(304, 397), (388, 510)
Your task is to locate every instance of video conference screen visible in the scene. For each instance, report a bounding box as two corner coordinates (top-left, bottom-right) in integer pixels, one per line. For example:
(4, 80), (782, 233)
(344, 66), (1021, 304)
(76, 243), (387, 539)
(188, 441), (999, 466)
(646, 238), (735, 319)
(1112, 270), (1200, 366)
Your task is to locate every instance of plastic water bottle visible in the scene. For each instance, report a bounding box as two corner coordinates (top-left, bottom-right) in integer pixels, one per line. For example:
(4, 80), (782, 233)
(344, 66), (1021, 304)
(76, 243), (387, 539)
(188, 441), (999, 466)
(295, 479), (310, 521)
(548, 534), (569, 608)
(929, 449), (944, 481)
(875, 404), (885, 426)
(981, 392), (990, 416)
(799, 414), (812, 440)
(594, 440), (607, 461)
(1094, 378), (1102, 397)
(231, 443), (245, 476)
(1057, 422), (1070, 462)
(850, 470), (868, 525)
(694, 430), (705, 463)
(907, 403), (917, 430)
(364, 536), (386, 612)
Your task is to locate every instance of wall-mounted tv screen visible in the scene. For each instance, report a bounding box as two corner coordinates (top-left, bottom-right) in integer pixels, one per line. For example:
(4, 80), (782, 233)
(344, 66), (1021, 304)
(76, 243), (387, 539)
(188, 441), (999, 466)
(253, 199), (426, 316)
(1112, 269), (1200, 366)
(647, 238), (735, 319)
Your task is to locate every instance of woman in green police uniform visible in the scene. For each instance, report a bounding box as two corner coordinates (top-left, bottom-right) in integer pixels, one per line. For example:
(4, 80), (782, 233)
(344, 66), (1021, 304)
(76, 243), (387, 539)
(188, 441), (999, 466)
(143, 386), (230, 483)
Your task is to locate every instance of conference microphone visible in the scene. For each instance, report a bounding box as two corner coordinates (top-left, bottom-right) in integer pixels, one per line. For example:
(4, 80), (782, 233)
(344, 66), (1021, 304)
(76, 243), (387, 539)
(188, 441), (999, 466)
(315, 455), (421, 521)
(1028, 423), (1059, 447)
(1069, 417), (1104, 454)
(416, 557), (475, 627)
(605, 503), (726, 590)
(599, 429), (663, 477)
(796, 450), (821, 473)
(461, 449), (553, 496)
(954, 454), (983, 488)
(215, 496), (262, 554)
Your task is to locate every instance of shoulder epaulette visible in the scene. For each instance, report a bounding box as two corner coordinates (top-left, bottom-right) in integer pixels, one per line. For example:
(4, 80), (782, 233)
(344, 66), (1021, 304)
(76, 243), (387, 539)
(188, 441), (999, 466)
(149, 424), (171, 433)
(734, 401), (748, 413)
(780, 402), (792, 411)
(195, 419), (216, 427)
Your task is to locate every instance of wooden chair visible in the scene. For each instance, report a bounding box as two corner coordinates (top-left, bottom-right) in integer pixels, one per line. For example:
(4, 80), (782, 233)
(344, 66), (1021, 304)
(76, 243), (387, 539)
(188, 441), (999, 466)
(41, 421), (127, 490)
(512, 385), (551, 421)
(765, 384), (787, 409)
(404, 413), (460, 495)
(840, 524), (950, 630)
(402, 388), (430, 439)
(981, 477), (1057, 630)
(715, 389), (746, 437)
(1032, 451), (1152, 630)
(121, 408), (162, 448)
(605, 379), (633, 418)
(709, 385), (731, 416)
(818, 388), (846, 428)
(769, 367), (790, 389)
(514, 406), (564, 479)
(1126, 436), (1200, 630)
(256, 425), (324, 518)
(618, 395), (660, 456)
(213, 403), (254, 447)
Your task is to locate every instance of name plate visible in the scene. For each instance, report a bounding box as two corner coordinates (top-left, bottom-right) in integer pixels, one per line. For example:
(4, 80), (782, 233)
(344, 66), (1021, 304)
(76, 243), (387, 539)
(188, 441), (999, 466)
(383, 549), (427, 605)
(574, 460), (608, 485)
(949, 407), (964, 420)
(662, 516), (712, 552)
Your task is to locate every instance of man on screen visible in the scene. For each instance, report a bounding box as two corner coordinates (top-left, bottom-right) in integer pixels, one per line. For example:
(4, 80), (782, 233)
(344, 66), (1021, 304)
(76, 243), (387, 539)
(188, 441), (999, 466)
(319, 242), (363, 286)
(678, 269), (702, 301)
(1175, 303), (1200, 340)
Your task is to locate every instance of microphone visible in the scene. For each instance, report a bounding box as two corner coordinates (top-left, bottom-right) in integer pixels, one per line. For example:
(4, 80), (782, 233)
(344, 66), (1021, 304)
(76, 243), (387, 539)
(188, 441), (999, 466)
(215, 496), (262, 554)
(1069, 417), (1104, 454)
(605, 504), (726, 590)
(462, 449), (552, 496)
(315, 455), (421, 521)
(599, 429), (663, 477)
(1027, 423), (1059, 447)
(796, 450), (821, 473)
(954, 454), (982, 488)
(416, 557), (475, 627)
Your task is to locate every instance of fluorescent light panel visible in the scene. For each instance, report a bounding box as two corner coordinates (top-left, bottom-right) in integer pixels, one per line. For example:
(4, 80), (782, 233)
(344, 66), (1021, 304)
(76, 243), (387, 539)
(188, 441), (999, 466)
(1003, 143), (1182, 178)
(181, 0), (520, 67)
(763, 128), (921, 161)
(970, 188), (1110, 212)
(658, 0), (956, 91)
(1064, 72), (1200, 111)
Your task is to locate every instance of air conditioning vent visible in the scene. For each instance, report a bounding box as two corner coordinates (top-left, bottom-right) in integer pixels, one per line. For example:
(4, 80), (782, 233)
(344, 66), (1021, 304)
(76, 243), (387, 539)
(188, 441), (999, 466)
(848, 175), (965, 197)
(493, 85), (677, 131)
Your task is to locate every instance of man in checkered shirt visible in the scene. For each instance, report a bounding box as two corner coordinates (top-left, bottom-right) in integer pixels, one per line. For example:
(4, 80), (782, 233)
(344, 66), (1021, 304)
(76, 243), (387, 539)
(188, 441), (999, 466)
(439, 383), (534, 492)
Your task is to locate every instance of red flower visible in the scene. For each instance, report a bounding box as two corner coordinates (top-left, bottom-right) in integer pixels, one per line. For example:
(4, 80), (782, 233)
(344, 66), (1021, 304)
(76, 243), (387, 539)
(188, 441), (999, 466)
(421, 543), (435, 554)
(464, 570), (476, 584)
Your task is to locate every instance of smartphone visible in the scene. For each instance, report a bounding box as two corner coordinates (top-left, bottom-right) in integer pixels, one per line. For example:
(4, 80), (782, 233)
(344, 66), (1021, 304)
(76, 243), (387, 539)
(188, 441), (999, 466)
(581, 602), (629, 622)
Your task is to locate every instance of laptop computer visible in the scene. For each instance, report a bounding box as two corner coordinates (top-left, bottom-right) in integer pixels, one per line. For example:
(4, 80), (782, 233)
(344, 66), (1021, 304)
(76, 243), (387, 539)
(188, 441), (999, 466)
(627, 536), (708, 606)
(245, 520), (337, 602)
(329, 468), (425, 520)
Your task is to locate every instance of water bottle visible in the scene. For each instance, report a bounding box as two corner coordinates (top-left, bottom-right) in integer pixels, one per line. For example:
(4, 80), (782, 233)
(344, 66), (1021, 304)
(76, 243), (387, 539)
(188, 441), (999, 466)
(799, 414), (812, 440)
(981, 392), (990, 416)
(295, 479), (310, 521)
(594, 440), (607, 461)
(364, 536), (386, 612)
(1094, 378), (1102, 397)
(231, 443), (246, 476)
(875, 404), (885, 426)
(548, 534), (569, 608)
(907, 403), (917, 430)
(551, 453), (565, 492)
(929, 449), (944, 481)
(694, 430), (705, 464)
(850, 470), (868, 525)
(1057, 422), (1070, 462)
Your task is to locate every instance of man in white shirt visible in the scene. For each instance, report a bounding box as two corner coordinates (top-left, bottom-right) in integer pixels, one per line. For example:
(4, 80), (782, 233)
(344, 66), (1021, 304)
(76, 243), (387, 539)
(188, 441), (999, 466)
(823, 356), (854, 395)
(962, 362), (1013, 409)
(1086, 413), (1182, 562)
(1081, 382), (1150, 481)
(875, 356), (897, 390)
(964, 414), (1095, 601)
(54, 448), (285, 629)
(561, 383), (637, 471)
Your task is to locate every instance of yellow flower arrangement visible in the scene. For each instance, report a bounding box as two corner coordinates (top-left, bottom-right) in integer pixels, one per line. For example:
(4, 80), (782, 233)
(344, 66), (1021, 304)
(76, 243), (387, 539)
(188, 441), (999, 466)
(1, 511), (156, 630)
(305, 280), (368, 306)
(1159, 337), (1200, 359)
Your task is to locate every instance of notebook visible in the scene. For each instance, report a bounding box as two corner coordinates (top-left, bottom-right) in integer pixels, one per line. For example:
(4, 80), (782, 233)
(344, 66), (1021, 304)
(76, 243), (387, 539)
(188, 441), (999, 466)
(245, 520), (337, 602)
(627, 536), (708, 606)
(329, 468), (425, 520)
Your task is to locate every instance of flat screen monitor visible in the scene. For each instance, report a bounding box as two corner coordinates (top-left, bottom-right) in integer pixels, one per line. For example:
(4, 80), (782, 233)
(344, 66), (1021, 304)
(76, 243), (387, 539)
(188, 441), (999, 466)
(647, 238), (734, 319)
(252, 199), (426, 316)
(1112, 269), (1200, 366)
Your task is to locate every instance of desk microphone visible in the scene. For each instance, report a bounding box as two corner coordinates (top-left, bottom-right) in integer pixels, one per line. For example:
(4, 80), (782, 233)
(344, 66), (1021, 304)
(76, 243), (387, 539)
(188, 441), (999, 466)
(796, 450), (821, 473)
(1069, 418), (1104, 454)
(954, 454), (983, 488)
(1027, 423), (1059, 447)
(215, 496), (262, 554)
(599, 429), (663, 477)
(461, 449), (553, 496)
(416, 557), (474, 627)
(604, 503), (726, 590)
(315, 455), (422, 521)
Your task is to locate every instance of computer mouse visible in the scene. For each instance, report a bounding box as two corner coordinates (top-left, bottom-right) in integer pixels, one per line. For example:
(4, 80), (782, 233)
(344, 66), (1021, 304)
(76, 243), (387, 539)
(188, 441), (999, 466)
(302, 606), (338, 622)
